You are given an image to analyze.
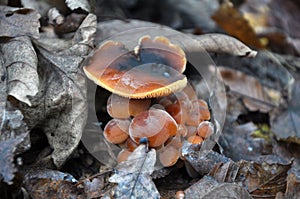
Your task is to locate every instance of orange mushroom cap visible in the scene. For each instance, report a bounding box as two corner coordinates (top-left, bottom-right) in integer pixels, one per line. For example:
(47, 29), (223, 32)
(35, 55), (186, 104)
(129, 109), (178, 147)
(83, 36), (187, 99)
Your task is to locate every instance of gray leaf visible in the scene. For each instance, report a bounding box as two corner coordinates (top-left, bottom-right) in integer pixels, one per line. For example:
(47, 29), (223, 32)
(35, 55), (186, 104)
(65, 0), (90, 12)
(0, 48), (30, 153)
(0, 6), (40, 39)
(109, 145), (160, 199)
(185, 176), (252, 199)
(1, 36), (39, 106)
(194, 33), (257, 57)
(0, 133), (28, 185)
(17, 14), (96, 167)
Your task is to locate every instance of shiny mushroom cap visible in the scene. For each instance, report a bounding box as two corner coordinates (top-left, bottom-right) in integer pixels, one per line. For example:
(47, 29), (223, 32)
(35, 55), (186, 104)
(83, 36), (187, 99)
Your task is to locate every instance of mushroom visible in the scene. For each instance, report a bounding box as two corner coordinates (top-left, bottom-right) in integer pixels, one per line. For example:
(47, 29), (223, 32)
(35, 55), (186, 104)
(158, 136), (182, 167)
(117, 149), (132, 163)
(159, 144), (179, 167)
(197, 121), (214, 139)
(186, 99), (210, 126)
(83, 36), (187, 99)
(165, 100), (188, 124)
(129, 109), (178, 147)
(107, 94), (151, 119)
(125, 137), (139, 152)
(187, 135), (203, 145)
(103, 119), (130, 144)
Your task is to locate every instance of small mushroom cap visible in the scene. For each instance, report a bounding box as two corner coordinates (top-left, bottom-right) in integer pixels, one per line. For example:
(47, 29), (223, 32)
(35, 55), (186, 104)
(129, 109), (178, 147)
(159, 144), (179, 167)
(83, 36), (187, 99)
(103, 119), (130, 144)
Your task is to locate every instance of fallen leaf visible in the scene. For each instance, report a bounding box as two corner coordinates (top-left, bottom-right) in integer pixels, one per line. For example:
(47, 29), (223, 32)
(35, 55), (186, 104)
(212, 51), (294, 92)
(268, 0), (300, 39)
(65, 0), (90, 12)
(82, 176), (105, 199)
(109, 145), (160, 199)
(14, 14), (96, 167)
(194, 33), (257, 57)
(0, 36), (39, 106)
(240, 0), (300, 56)
(212, 0), (264, 48)
(236, 159), (291, 198)
(0, 6), (40, 39)
(220, 122), (271, 162)
(23, 168), (77, 183)
(271, 79), (300, 144)
(276, 173), (300, 199)
(184, 175), (252, 199)
(96, 20), (159, 43)
(97, 19), (257, 57)
(181, 141), (231, 176)
(209, 157), (291, 198)
(0, 47), (31, 153)
(216, 66), (281, 112)
(24, 178), (84, 199)
(0, 133), (27, 185)
(160, 0), (219, 30)
(0, 107), (30, 153)
(21, 0), (52, 17)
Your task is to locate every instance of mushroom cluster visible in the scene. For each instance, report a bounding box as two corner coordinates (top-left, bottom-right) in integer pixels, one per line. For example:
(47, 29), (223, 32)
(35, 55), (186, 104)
(83, 36), (213, 167)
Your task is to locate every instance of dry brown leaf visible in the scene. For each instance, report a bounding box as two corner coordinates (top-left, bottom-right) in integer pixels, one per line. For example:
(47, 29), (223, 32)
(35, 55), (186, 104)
(184, 176), (252, 199)
(236, 159), (291, 198)
(0, 133), (27, 185)
(212, 0), (264, 48)
(24, 178), (84, 199)
(208, 157), (291, 198)
(97, 20), (257, 58)
(194, 33), (257, 57)
(216, 66), (281, 112)
(271, 79), (300, 144)
(1, 36), (39, 106)
(276, 173), (300, 199)
(14, 14), (96, 167)
(0, 6), (40, 39)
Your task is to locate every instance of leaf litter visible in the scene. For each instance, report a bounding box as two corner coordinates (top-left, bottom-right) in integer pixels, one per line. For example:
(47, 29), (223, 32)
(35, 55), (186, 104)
(109, 145), (160, 199)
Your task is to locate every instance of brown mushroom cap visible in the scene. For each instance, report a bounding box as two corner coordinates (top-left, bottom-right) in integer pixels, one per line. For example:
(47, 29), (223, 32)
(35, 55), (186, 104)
(129, 109), (178, 147)
(83, 36), (187, 99)
(103, 119), (130, 144)
(107, 94), (151, 118)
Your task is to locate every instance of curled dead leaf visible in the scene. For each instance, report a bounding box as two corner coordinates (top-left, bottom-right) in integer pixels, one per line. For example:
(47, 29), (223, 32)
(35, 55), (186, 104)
(1, 36), (39, 106)
(194, 33), (257, 57)
(212, 0), (264, 48)
(0, 6), (40, 39)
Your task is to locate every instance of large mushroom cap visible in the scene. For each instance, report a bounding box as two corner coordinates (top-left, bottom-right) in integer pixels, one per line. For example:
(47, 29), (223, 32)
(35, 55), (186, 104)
(83, 36), (187, 99)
